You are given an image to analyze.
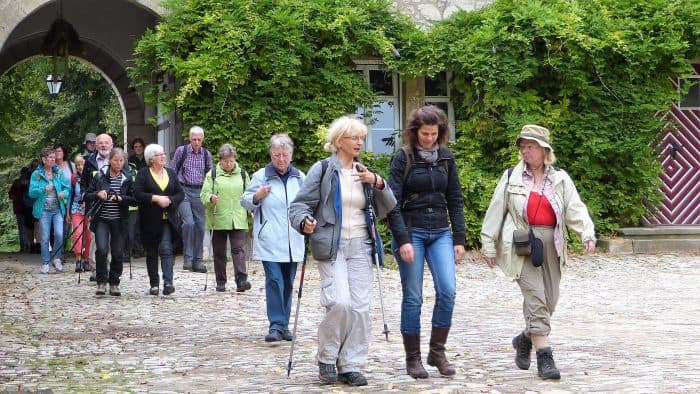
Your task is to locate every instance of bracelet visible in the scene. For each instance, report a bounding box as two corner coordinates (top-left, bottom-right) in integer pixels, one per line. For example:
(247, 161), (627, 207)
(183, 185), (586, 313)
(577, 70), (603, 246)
(373, 173), (378, 186)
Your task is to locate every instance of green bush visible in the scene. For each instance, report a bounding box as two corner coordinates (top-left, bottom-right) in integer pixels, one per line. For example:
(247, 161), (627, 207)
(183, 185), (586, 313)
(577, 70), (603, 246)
(129, 0), (418, 172)
(421, 0), (700, 245)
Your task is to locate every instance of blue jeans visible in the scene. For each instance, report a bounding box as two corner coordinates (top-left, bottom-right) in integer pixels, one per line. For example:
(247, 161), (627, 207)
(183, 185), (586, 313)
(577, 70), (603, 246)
(179, 186), (205, 264)
(40, 208), (64, 264)
(262, 261), (298, 333)
(146, 222), (174, 287)
(393, 227), (456, 335)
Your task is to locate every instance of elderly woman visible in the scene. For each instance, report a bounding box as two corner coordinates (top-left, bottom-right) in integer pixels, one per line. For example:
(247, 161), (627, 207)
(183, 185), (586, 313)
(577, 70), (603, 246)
(241, 134), (305, 342)
(84, 148), (136, 296)
(386, 105), (467, 379)
(289, 116), (396, 387)
(481, 124), (596, 380)
(134, 144), (184, 296)
(200, 144), (251, 293)
(29, 147), (70, 274)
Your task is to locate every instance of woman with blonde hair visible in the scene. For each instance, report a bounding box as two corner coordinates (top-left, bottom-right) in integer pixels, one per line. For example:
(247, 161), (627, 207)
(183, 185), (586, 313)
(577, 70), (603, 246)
(289, 116), (396, 386)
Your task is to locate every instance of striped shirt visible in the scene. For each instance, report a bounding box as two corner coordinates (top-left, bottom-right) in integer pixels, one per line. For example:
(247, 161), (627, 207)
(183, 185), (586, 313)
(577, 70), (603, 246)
(99, 174), (124, 220)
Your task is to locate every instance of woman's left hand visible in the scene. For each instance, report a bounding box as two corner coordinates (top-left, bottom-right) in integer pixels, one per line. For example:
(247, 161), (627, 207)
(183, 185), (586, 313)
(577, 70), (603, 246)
(584, 239), (596, 253)
(352, 163), (380, 185)
(454, 245), (466, 263)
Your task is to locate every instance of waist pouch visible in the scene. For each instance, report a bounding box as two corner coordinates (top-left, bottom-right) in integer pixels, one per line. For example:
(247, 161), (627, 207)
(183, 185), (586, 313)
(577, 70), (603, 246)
(513, 228), (544, 267)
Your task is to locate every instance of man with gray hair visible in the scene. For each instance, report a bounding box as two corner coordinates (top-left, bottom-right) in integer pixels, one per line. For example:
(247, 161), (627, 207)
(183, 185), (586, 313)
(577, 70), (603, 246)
(169, 126), (212, 273)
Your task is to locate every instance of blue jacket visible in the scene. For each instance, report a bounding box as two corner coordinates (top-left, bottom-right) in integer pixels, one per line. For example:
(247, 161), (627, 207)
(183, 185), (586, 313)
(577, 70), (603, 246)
(28, 165), (70, 219)
(241, 163), (305, 263)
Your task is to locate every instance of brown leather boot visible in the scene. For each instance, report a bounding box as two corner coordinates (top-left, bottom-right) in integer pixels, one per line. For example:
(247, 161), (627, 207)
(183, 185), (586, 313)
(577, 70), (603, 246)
(402, 333), (429, 379)
(427, 327), (456, 376)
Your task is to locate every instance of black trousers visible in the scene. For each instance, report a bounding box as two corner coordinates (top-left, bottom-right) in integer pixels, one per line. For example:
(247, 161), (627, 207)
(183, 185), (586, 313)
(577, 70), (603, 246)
(94, 218), (124, 285)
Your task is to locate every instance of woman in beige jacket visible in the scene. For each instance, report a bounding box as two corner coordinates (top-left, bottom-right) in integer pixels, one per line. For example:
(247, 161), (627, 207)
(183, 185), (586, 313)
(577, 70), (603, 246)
(481, 125), (595, 380)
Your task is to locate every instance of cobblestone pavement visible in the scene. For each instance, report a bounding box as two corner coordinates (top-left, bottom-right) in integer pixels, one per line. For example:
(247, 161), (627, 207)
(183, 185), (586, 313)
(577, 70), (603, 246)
(1, 251), (698, 393)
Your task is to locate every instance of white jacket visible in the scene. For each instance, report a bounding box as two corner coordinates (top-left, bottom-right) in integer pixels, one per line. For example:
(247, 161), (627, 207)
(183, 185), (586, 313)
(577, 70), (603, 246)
(481, 161), (595, 279)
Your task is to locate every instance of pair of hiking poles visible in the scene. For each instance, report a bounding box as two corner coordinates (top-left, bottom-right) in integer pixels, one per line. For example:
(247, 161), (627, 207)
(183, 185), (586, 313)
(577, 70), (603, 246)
(286, 180), (390, 376)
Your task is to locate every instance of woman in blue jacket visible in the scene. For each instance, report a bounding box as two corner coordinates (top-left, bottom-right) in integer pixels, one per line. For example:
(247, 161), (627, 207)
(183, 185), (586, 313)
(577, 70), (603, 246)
(29, 147), (70, 274)
(241, 134), (305, 342)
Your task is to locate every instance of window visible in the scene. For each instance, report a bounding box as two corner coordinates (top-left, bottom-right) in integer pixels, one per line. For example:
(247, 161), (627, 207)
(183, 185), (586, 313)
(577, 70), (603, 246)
(355, 62), (401, 154)
(424, 72), (455, 139)
(679, 77), (700, 109)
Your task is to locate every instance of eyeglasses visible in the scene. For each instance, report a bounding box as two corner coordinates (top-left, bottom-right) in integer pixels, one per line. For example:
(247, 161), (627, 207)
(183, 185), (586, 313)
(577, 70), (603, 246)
(272, 152), (291, 159)
(519, 145), (540, 152)
(154, 153), (166, 157)
(343, 136), (363, 142)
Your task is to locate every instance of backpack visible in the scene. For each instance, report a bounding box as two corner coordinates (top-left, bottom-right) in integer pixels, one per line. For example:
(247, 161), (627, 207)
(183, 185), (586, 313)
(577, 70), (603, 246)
(398, 146), (450, 184)
(176, 145), (211, 178)
(210, 164), (247, 194)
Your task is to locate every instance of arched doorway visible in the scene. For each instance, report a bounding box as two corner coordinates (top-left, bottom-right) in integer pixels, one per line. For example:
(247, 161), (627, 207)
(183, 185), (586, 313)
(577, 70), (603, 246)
(0, 0), (164, 145)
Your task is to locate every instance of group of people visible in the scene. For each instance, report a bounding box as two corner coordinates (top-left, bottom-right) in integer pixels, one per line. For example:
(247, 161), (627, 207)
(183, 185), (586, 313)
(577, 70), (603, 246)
(19, 105), (596, 386)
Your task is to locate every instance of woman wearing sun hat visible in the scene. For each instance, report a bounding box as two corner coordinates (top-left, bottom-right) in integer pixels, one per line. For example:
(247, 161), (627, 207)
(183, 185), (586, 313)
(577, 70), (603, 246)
(480, 124), (596, 380)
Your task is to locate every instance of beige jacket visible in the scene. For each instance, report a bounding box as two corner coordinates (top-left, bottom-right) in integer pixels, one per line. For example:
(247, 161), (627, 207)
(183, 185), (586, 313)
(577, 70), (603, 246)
(481, 161), (595, 279)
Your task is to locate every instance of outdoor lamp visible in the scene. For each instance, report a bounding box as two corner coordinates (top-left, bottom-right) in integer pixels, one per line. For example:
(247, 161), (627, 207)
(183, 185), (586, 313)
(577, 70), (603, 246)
(46, 74), (63, 95)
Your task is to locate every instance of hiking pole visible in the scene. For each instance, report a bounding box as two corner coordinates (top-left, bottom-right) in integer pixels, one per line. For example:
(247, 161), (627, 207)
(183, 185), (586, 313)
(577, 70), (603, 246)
(362, 178), (390, 341)
(204, 227), (213, 291)
(287, 221), (311, 377)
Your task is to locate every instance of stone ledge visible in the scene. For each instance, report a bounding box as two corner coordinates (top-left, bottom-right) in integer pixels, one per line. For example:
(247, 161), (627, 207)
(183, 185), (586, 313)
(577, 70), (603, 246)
(619, 226), (700, 237)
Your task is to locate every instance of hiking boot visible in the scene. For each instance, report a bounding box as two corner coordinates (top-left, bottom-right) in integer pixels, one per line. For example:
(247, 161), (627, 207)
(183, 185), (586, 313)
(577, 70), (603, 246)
(265, 330), (283, 342)
(215, 283), (226, 292)
(74, 261), (83, 273)
(149, 286), (159, 296)
(96, 283), (106, 296)
(282, 330), (293, 341)
(236, 275), (251, 292)
(402, 333), (429, 379)
(182, 261), (192, 271)
(318, 362), (337, 384)
(52, 258), (64, 273)
(536, 347), (561, 380)
(191, 261), (207, 273)
(81, 260), (92, 272)
(109, 284), (121, 296)
(338, 371), (368, 386)
(89, 273), (96, 282)
(427, 327), (456, 376)
(40, 264), (50, 274)
(512, 332), (533, 370)
(163, 284), (175, 295)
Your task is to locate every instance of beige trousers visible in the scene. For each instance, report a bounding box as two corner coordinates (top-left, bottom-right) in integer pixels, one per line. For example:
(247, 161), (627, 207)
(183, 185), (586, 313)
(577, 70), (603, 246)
(516, 226), (560, 336)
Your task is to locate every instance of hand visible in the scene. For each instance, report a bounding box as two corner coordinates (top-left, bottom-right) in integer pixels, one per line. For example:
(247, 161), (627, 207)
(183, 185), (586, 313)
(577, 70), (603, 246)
(454, 245), (466, 263)
(210, 194), (220, 205)
(57, 192), (65, 200)
(155, 195), (171, 208)
(484, 255), (496, 269)
(302, 217), (316, 234)
(97, 190), (108, 201)
(254, 184), (272, 202)
(399, 243), (414, 264)
(352, 163), (379, 185)
(584, 239), (596, 253)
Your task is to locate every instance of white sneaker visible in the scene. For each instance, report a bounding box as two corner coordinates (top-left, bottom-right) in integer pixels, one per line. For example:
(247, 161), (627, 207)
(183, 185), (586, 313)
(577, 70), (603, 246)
(40, 264), (50, 274)
(52, 258), (64, 273)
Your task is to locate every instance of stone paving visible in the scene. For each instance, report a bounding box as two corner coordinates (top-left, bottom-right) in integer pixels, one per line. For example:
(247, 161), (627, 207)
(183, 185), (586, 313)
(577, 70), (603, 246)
(0, 251), (698, 393)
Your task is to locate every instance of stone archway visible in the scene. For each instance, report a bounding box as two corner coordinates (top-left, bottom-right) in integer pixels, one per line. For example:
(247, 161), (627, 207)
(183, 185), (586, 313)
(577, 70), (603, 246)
(0, 0), (164, 145)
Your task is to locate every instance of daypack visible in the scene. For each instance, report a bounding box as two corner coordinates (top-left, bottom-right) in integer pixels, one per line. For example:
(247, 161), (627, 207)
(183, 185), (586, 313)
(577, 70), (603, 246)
(398, 145), (450, 184)
(175, 145), (211, 178)
(210, 164), (247, 194)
